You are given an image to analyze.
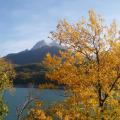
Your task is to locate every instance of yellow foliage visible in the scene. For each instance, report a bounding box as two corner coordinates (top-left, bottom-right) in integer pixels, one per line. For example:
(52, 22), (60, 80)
(43, 10), (120, 119)
(24, 102), (52, 120)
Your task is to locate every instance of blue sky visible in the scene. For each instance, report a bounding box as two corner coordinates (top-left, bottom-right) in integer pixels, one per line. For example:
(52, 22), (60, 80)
(0, 0), (120, 56)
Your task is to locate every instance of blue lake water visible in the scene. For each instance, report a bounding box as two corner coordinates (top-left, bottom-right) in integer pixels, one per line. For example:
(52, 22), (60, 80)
(4, 88), (65, 120)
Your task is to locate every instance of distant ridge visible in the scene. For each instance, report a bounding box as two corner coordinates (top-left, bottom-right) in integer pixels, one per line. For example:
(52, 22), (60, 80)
(4, 40), (64, 65)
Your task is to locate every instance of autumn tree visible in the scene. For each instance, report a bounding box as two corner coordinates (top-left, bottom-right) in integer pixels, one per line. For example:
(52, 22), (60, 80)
(24, 101), (52, 120)
(43, 10), (120, 119)
(18, 93), (53, 120)
(0, 58), (15, 120)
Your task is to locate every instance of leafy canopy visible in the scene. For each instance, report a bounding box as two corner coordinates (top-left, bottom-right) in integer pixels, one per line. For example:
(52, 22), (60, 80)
(43, 10), (120, 119)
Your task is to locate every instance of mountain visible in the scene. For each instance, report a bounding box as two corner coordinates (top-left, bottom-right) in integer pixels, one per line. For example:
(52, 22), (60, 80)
(4, 40), (65, 86)
(4, 40), (64, 65)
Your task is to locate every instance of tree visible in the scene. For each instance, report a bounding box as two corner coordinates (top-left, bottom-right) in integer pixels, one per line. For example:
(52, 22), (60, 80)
(43, 10), (120, 119)
(0, 58), (15, 120)
(24, 101), (52, 120)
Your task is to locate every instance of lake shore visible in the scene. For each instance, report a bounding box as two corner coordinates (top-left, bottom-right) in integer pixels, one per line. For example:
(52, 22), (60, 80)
(14, 84), (64, 90)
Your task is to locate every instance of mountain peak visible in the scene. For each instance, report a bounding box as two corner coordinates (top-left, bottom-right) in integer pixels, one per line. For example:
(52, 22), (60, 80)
(49, 41), (60, 47)
(32, 40), (47, 50)
(32, 40), (61, 50)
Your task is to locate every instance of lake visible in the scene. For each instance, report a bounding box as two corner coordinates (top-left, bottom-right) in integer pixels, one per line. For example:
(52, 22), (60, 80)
(4, 88), (65, 120)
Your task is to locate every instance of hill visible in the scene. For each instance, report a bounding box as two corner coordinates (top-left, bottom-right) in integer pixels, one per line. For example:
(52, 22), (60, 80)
(14, 63), (57, 86)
